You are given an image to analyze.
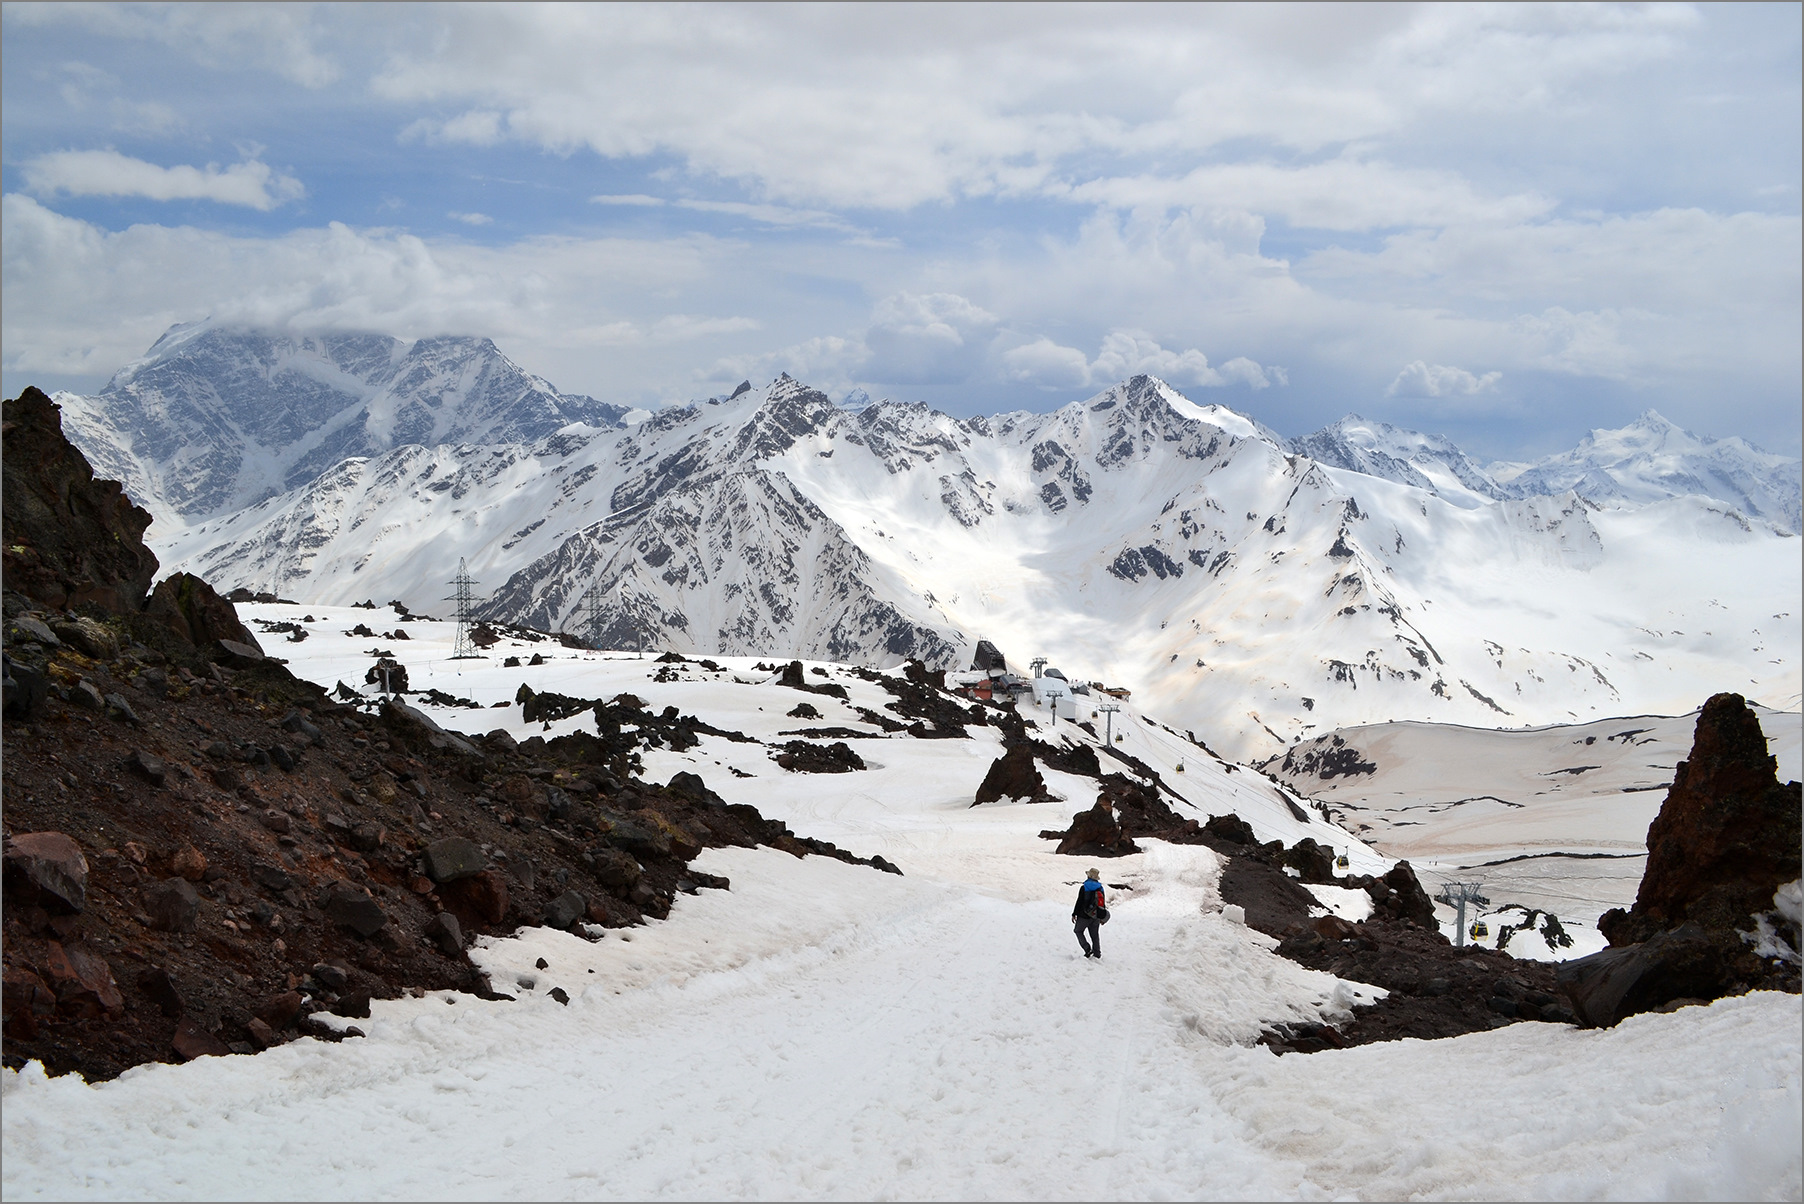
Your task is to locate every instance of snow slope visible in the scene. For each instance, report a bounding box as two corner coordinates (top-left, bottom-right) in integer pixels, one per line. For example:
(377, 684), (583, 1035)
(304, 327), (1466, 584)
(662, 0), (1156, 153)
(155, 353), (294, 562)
(54, 323), (633, 527)
(1492, 410), (1802, 535)
(153, 375), (1802, 762)
(4, 609), (1799, 1201)
(1267, 707), (1804, 957)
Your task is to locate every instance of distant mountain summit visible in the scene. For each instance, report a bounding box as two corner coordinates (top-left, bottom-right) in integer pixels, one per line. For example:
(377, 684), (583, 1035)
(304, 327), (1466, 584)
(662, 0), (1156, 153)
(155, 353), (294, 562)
(1290, 414), (1510, 509)
(1492, 410), (1801, 534)
(54, 323), (635, 527)
(154, 370), (1799, 760)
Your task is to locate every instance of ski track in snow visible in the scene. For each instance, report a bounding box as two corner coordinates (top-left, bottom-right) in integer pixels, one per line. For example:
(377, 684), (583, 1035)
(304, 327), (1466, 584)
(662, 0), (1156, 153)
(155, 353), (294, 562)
(4, 613), (1799, 1200)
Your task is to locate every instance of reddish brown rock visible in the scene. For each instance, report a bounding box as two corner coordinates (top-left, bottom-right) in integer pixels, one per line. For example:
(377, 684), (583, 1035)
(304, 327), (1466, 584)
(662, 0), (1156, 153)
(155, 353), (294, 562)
(1, 386), (160, 613)
(256, 991), (304, 1030)
(42, 941), (124, 1015)
(972, 742), (1046, 805)
(170, 844), (208, 882)
(1601, 693), (1803, 944)
(3, 832), (90, 914)
(142, 571), (261, 650)
(1054, 800), (1141, 858)
(172, 1019), (232, 1061)
(444, 869), (508, 926)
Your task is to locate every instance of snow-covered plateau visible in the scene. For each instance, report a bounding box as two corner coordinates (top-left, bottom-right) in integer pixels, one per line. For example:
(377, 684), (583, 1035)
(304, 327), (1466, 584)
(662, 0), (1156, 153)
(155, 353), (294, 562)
(3, 608), (1799, 1200)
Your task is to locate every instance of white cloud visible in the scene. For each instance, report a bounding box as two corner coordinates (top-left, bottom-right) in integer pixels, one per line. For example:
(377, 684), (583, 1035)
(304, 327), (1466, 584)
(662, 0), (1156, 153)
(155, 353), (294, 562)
(11, 4), (343, 88)
(1007, 330), (1283, 392)
(351, 4), (1698, 210)
(590, 194), (666, 207)
(1002, 339), (1090, 390)
(447, 211), (493, 226)
(674, 199), (855, 233)
(1387, 361), (1502, 398)
(20, 149), (303, 210)
(863, 292), (998, 386)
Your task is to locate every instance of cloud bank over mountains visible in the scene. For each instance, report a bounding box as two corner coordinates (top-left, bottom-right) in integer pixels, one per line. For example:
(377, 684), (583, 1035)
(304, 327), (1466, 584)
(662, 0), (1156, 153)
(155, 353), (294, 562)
(1, 3), (1797, 459)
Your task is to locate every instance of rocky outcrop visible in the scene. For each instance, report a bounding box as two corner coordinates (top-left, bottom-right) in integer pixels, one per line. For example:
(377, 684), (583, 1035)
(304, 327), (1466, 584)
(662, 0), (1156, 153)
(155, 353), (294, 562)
(972, 743), (1046, 805)
(1601, 693), (1802, 942)
(1052, 801), (1140, 858)
(2, 387), (160, 613)
(1563, 694), (1804, 1027)
(143, 573), (262, 652)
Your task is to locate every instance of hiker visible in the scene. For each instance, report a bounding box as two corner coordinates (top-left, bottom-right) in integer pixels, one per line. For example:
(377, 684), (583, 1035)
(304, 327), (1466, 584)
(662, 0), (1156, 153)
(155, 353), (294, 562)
(1073, 867), (1108, 959)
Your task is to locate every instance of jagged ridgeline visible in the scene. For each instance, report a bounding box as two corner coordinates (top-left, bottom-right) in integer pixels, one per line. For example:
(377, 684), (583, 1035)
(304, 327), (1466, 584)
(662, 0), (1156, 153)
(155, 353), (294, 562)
(51, 326), (1804, 761)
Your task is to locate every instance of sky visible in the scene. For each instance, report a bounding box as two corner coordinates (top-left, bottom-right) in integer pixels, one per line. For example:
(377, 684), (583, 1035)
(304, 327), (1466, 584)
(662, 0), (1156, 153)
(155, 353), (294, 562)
(1, 2), (1799, 461)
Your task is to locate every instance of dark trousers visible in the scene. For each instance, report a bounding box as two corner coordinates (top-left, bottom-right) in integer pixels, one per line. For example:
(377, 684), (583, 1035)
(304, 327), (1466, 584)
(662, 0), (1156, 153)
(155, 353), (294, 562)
(1074, 916), (1100, 956)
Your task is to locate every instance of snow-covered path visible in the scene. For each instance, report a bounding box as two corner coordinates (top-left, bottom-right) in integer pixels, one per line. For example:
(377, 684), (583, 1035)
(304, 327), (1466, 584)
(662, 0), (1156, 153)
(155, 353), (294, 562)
(5, 624), (1800, 1200)
(5, 844), (1799, 1201)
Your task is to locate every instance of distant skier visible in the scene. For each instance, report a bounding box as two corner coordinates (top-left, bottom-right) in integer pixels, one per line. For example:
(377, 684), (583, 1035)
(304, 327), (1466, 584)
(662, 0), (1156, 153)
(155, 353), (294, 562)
(1073, 868), (1108, 959)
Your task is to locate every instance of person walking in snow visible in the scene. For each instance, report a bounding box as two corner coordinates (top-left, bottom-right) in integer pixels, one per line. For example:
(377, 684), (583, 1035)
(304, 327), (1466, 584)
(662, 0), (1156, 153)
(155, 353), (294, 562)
(1073, 868), (1108, 959)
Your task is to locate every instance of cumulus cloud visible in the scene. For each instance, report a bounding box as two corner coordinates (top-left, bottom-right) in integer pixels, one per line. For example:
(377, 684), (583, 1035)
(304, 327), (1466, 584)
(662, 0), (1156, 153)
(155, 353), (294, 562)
(10, 3), (344, 88)
(1008, 329), (1284, 392)
(1386, 361), (1502, 398)
(350, 4), (1700, 210)
(21, 149), (304, 210)
(863, 292), (998, 385)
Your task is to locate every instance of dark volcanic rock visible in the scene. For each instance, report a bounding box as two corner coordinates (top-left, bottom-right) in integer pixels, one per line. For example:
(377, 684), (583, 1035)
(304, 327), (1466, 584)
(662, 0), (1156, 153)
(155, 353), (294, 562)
(425, 838), (486, 884)
(1, 387), (160, 613)
(972, 742), (1046, 805)
(1556, 923), (1746, 1028)
(143, 878), (201, 933)
(1054, 802), (1140, 858)
(774, 739), (866, 773)
(322, 881), (387, 937)
(144, 572), (262, 651)
(1600, 693), (1802, 944)
(3, 832), (89, 914)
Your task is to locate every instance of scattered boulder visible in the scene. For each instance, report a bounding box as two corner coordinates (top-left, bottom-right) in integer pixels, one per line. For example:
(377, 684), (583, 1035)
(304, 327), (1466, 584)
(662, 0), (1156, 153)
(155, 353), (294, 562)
(972, 743), (1046, 805)
(143, 572), (262, 650)
(136, 967), (183, 1018)
(1556, 924), (1746, 1028)
(42, 941), (123, 1014)
(142, 878), (201, 933)
(172, 1019), (232, 1061)
(169, 844), (207, 882)
(424, 837), (486, 884)
(2, 654), (50, 721)
(3, 832), (89, 913)
(424, 911), (465, 957)
(321, 881), (387, 937)
(1054, 801), (1141, 858)
(543, 889), (588, 929)
(774, 740), (866, 774)
(51, 617), (120, 661)
(123, 750), (167, 786)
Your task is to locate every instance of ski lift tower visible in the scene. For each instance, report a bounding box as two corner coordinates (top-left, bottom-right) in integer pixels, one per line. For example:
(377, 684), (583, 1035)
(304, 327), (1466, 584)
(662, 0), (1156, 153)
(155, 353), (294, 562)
(1030, 656), (1047, 679)
(1099, 701), (1121, 745)
(1438, 881), (1487, 947)
(447, 558), (483, 660)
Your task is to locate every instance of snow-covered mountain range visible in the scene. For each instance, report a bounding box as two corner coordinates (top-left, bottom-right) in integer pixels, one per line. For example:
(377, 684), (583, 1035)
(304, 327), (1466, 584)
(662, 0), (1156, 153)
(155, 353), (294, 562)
(121, 336), (1797, 761)
(53, 322), (637, 526)
(1488, 410), (1802, 536)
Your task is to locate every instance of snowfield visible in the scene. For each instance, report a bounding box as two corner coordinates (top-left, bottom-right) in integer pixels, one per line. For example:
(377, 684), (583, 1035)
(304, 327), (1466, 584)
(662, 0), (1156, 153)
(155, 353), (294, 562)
(4, 610), (1799, 1200)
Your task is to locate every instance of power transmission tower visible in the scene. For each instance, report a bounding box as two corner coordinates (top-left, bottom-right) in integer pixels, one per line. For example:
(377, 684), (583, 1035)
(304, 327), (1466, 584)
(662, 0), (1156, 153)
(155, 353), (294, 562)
(572, 580), (606, 650)
(1438, 881), (1487, 947)
(447, 558), (482, 659)
(1099, 702), (1122, 745)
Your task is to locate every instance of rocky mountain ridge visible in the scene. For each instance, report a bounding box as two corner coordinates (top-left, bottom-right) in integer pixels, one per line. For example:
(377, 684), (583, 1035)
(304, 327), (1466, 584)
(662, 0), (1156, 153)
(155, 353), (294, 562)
(53, 323), (635, 527)
(149, 371), (1800, 761)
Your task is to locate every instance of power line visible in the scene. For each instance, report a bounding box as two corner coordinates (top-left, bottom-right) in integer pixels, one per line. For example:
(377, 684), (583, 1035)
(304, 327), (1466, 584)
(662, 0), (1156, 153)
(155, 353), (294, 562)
(446, 558), (482, 660)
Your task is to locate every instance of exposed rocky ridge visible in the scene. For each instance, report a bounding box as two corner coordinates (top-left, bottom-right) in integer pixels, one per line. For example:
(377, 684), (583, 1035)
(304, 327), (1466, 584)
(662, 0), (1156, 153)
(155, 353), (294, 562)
(153, 367), (1799, 762)
(0, 389), (894, 1082)
(55, 325), (632, 524)
(1553, 694), (1804, 1027)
